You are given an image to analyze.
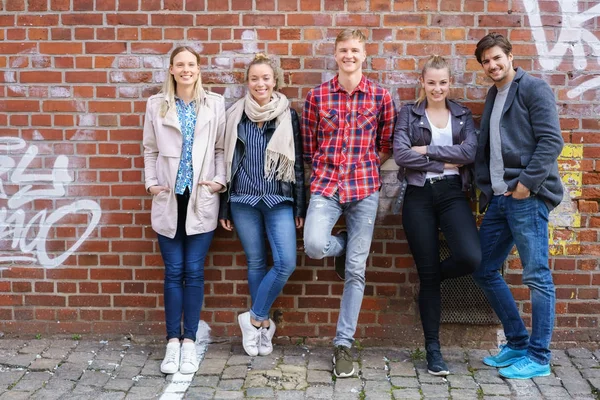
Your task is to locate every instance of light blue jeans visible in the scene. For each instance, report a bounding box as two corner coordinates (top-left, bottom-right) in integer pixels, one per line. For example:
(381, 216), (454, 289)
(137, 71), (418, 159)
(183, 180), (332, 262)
(231, 201), (297, 321)
(304, 191), (379, 348)
(473, 195), (555, 365)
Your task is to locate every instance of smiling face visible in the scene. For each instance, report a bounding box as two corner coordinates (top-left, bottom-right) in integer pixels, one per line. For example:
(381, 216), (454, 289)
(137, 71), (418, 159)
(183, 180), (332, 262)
(420, 67), (450, 105)
(247, 63), (276, 106)
(480, 45), (515, 87)
(334, 38), (366, 76)
(169, 50), (200, 89)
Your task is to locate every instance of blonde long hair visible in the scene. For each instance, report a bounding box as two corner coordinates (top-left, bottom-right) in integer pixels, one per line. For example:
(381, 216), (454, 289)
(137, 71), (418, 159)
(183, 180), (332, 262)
(159, 46), (206, 118)
(416, 55), (451, 106)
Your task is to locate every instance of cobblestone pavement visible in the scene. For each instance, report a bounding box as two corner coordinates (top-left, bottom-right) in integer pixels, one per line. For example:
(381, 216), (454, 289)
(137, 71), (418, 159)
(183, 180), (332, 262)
(0, 336), (599, 399)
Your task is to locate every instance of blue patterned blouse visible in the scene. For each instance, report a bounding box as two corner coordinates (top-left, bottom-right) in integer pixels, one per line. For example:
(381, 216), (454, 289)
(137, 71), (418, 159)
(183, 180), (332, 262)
(174, 98), (197, 195)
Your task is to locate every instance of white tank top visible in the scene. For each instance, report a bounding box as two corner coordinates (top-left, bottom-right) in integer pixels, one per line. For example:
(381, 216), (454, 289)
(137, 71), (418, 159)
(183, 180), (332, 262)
(425, 111), (459, 179)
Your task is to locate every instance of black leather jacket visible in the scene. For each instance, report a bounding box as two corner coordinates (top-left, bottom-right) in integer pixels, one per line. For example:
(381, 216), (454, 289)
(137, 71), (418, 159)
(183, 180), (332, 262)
(219, 108), (307, 221)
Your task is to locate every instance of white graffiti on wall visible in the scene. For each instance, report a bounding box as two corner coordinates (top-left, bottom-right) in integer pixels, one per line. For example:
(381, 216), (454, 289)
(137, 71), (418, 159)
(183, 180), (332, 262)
(0, 137), (102, 268)
(525, 0), (600, 98)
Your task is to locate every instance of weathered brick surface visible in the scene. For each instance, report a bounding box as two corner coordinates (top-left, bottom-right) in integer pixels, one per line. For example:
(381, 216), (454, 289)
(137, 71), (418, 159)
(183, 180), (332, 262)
(0, 0), (598, 344)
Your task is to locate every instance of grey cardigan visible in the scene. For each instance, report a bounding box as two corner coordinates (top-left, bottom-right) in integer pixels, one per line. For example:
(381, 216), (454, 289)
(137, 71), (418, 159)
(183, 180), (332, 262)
(475, 67), (564, 212)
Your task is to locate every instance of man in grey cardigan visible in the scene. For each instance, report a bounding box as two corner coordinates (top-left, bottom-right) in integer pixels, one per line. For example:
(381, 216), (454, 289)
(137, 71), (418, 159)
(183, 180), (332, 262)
(472, 33), (564, 380)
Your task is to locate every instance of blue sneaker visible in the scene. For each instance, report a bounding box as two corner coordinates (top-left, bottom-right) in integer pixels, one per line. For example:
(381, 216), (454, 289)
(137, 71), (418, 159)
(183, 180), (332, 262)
(499, 356), (551, 379)
(483, 344), (527, 367)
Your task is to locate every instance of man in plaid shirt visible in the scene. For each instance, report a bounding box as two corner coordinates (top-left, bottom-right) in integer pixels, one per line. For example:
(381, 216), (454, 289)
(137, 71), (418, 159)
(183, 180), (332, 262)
(301, 29), (395, 378)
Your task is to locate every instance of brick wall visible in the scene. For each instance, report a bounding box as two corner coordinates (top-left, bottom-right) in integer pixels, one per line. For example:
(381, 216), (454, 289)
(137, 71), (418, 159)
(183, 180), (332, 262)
(0, 0), (598, 345)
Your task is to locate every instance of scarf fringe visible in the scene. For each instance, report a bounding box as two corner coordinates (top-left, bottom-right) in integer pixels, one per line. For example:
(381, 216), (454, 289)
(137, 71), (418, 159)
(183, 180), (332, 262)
(265, 149), (295, 183)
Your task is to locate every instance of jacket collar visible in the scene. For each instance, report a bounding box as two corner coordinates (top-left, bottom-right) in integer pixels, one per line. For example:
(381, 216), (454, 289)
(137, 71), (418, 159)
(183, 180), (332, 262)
(411, 98), (466, 117)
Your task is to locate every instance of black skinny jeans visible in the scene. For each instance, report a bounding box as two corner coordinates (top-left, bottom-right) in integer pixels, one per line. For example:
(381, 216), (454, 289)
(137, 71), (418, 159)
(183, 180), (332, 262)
(402, 176), (481, 347)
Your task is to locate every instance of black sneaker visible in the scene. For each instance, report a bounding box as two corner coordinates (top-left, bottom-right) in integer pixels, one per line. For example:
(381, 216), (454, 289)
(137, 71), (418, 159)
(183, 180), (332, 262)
(333, 230), (348, 281)
(332, 345), (354, 378)
(426, 349), (450, 376)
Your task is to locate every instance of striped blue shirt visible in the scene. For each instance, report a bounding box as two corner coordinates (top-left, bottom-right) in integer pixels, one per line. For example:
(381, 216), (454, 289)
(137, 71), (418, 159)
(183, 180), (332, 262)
(230, 116), (293, 208)
(174, 98), (196, 195)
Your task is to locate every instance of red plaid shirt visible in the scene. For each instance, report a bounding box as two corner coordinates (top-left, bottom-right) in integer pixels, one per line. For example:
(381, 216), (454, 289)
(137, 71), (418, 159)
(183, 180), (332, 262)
(301, 75), (395, 203)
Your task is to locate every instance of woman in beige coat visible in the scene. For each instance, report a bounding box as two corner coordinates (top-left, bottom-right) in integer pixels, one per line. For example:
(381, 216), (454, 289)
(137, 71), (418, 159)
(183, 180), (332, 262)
(143, 46), (226, 375)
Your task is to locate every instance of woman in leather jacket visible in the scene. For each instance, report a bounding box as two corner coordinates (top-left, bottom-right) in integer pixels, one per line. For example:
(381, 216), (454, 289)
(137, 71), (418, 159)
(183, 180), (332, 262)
(393, 55), (481, 376)
(219, 54), (306, 357)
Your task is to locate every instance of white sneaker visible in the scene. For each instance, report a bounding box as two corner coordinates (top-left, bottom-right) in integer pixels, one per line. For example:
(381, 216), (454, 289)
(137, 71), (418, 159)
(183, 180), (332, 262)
(160, 342), (180, 374)
(179, 342), (199, 374)
(258, 319), (276, 356)
(238, 312), (260, 356)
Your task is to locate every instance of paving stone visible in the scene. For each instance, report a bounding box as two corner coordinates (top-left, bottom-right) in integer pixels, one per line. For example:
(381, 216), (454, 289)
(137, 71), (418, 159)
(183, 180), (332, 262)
(251, 356), (280, 370)
(581, 367), (600, 379)
(532, 374), (563, 386)
(190, 374), (220, 387)
(0, 392), (35, 400)
(538, 384), (572, 398)
(222, 365), (248, 380)
(550, 350), (572, 367)
(361, 367), (388, 381)
(308, 355), (331, 370)
(283, 346), (310, 357)
(103, 377), (134, 391)
(448, 388), (479, 399)
(307, 369), (332, 384)
(218, 379), (244, 390)
(19, 340), (50, 354)
(197, 358), (226, 375)
(246, 386), (275, 398)
(566, 348), (594, 358)
(183, 386), (215, 399)
(125, 385), (163, 399)
(132, 376), (165, 388)
(0, 355), (35, 368)
(78, 370), (111, 387)
(473, 369), (505, 384)
(275, 390), (305, 400)
(363, 393), (392, 400)
(446, 361), (471, 375)
(115, 365), (142, 379)
(140, 359), (163, 376)
(53, 363), (85, 381)
(29, 389), (69, 400)
(333, 376), (362, 397)
(391, 388), (421, 400)
(361, 352), (389, 369)
(28, 358), (61, 372)
(0, 340), (25, 350)
(227, 355), (253, 366)
(212, 390), (244, 399)
(572, 358), (599, 369)
(446, 374), (477, 389)
(306, 385), (334, 399)
(420, 383), (450, 397)
(44, 378), (75, 391)
(0, 370), (25, 388)
(480, 383), (512, 396)
(364, 379), (391, 393)
(443, 347), (467, 362)
(65, 352), (95, 365)
(283, 355), (307, 366)
(12, 371), (50, 391)
(389, 376), (419, 388)
(120, 354), (147, 367)
(388, 361), (416, 377)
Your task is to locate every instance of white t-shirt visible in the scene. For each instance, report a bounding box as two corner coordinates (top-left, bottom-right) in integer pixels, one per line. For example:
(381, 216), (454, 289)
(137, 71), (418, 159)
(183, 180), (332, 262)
(425, 111), (459, 179)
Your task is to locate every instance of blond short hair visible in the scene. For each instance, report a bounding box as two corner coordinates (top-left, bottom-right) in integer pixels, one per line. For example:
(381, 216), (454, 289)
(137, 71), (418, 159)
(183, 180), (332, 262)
(334, 29), (367, 49)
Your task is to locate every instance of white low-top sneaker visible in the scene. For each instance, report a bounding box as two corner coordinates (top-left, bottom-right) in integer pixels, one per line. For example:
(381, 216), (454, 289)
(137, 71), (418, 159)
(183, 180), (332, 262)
(179, 342), (199, 374)
(258, 319), (276, 356)
(238, 311), (260, 356)
(160, 342), (180, 374)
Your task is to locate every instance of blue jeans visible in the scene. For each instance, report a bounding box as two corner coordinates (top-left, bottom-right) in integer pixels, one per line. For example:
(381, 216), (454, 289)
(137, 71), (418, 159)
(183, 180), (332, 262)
(157, 192), (214, 342)
(304, 191), (379, 348)
(473, 195), (554, 365)
(230, 201), (297, 321)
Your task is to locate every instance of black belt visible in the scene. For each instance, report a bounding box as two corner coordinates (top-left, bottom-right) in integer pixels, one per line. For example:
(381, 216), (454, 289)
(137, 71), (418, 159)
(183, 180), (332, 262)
(425, 175), (460, 185)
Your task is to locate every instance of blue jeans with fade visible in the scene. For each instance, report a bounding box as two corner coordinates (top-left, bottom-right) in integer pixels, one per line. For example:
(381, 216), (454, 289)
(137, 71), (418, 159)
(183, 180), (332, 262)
(157, 192), (214, 342)
(303, 191), (379, 348)
(473, 195), (555, 365)
(230, 200), (297, 321)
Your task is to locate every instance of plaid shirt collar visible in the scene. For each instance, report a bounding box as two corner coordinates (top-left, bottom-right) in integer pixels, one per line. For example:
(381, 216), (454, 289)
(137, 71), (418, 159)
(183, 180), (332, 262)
(330, 74), (369, 95)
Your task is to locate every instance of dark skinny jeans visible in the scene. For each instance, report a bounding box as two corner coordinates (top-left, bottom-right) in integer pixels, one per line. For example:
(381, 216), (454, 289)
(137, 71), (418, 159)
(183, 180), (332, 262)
(402, 176), (481, 348)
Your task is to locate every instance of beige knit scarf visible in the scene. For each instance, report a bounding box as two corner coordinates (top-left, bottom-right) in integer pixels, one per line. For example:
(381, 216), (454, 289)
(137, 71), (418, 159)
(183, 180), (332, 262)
(225, 91), (295, 183)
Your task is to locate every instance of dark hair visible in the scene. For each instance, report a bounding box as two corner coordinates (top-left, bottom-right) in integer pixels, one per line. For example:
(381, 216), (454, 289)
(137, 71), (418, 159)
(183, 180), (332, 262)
(246, 53), (282, 90)
(474, 33), (512, 64)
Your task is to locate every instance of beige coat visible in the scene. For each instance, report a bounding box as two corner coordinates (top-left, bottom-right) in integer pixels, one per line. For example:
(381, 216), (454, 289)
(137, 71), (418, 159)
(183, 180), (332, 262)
(143, 92), (226, 238)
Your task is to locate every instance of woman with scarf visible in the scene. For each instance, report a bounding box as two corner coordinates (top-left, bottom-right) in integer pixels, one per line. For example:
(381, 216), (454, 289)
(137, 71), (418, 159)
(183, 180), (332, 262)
(219, 54), (306, 357)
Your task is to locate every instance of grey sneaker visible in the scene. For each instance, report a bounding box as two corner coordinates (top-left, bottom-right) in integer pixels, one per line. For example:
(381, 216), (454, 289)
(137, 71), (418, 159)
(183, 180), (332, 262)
(333, 230), (348, 280)
(332, 345), (354, 378)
